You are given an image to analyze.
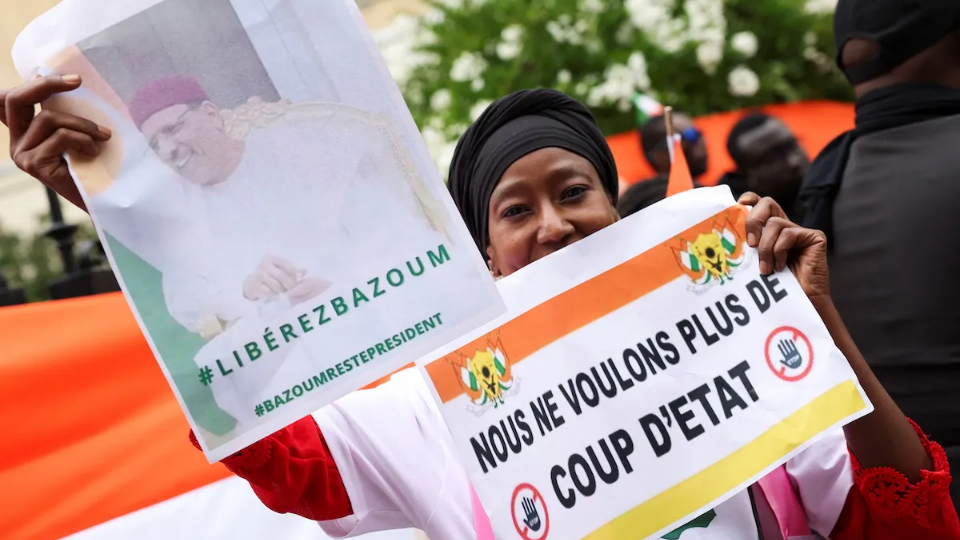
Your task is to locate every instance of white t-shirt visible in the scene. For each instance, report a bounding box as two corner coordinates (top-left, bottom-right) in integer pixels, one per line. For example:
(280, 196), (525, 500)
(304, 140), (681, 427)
(311, 369), (853, 539)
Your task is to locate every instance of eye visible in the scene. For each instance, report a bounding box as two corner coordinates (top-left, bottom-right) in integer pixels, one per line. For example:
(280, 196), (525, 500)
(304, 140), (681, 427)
(562, 185), (588, 200)
(502, 205), (529, 219)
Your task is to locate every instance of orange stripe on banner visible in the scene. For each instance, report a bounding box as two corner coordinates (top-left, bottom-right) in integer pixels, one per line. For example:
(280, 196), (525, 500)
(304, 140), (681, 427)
(1, 291), (408, 540)
(425, 205), (747, 403)
(0, 294), (231, 540)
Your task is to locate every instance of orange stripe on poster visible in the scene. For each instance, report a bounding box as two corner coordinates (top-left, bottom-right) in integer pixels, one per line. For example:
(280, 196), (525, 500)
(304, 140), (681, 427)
(425, 205), (748, 404)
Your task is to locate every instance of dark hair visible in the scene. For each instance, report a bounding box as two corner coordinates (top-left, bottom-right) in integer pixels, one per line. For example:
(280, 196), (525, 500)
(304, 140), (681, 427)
(639, 115), (668, 167)
(726, 113), (773, 166)
(617, 176), (669, 218)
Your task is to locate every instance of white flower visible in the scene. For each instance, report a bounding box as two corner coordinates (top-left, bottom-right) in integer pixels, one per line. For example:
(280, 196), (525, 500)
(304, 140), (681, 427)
(804, 0), (837, 14)
(469, 100), (493, 121)
(437, 141), (458, 180)
(624, 0), (673, 32)
(450, 51), (488, 82)
(557, 69), (573, 85)
(421, 126), (447, 162)
(546, 21), (564, 42)
(497, 26), (524, 61)
(586, 56), (649, 110)
(731, 31), (758, 58)
(627, 52), (651, 91)
(375, 14), (440, 84)
(696, 41), (724, 74)
(501, 24), (525, 44)
(430, 89), (452, 111)
(581, 0), (605, 14)
(728, 65), (760, 97)
(497, 41), (522, 60)
(625, 0), (726, 56)
(545, 17), (587, 46)
(418, 28), (438, 46)
(471, 78), (486, 91)
(425, 8), (446, 25)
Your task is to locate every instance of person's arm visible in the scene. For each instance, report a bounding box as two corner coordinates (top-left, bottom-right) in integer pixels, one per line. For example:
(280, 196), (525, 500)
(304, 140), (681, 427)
(190, 416), (353, 521)
(192, 371), (479, 538)
(814, 299), (932, 478)
(785, 425), (958, 539)
(830, 422), (958, 539)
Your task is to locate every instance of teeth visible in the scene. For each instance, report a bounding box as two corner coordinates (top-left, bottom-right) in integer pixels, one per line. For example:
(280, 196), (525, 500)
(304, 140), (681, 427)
(176, 151), (193, 170)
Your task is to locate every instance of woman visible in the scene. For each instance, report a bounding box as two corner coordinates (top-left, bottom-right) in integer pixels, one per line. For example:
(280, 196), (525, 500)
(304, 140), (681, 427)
(4, 77), (958, 539)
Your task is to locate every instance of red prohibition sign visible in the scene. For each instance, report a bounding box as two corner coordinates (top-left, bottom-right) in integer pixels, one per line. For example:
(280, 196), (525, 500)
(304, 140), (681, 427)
(511, 483), (550, 540)
(765, 326), (814, 382)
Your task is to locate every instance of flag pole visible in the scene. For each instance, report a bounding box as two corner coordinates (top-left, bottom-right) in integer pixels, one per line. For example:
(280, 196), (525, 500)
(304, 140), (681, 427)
(663, 106), (676, 163)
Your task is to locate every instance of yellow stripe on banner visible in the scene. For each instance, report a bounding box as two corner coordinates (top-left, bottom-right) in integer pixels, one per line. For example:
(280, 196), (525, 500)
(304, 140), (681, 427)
(584, 380), (868, 540)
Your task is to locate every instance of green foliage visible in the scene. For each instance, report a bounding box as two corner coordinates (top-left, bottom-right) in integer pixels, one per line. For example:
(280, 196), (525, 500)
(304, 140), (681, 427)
(0, 215), (99, 302)
(396, 0), (850, 172)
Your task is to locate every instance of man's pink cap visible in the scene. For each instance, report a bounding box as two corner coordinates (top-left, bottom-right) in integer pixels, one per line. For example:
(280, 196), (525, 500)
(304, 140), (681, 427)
(129, 75), (209, 129)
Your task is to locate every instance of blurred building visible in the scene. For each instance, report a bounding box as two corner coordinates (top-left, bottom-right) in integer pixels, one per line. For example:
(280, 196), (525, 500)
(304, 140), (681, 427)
(0, 0), (426, 236)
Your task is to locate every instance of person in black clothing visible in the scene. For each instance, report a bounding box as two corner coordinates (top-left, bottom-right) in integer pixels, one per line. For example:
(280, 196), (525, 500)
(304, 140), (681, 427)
(620, 112), (708, 217)
(719, 114), (809, 222)
(800, 0), (960, 511)
(639, 112), (708, 182)
(617, 175), (669, 218)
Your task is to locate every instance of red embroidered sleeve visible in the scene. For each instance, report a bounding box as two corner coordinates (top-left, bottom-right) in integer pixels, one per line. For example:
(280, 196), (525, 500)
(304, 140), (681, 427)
(831, 420), (960, 540)
(189, 415), (353, 521)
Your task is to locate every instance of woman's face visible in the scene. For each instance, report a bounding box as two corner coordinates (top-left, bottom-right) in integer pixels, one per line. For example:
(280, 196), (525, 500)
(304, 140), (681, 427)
(486, 147), (619, 277)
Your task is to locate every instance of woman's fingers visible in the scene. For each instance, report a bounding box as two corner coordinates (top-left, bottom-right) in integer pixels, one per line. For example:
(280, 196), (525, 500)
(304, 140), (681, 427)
(16, 109), (109, 153)
(737, 191), (761, 207)
(771, 226), (804, 272)
(756, 217), (792, 275)
(15, 128), (98, 183)
(2, 75), (83, 137)
(743, 194), (789, 248)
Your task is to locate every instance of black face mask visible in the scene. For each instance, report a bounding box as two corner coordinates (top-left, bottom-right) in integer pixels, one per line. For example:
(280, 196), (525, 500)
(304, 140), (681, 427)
(834, 0), (960, 84)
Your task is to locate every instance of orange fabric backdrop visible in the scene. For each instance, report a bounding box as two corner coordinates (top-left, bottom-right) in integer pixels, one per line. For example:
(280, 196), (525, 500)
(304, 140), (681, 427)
(0, 293), (231, 540)
(609, 100), (855, 187)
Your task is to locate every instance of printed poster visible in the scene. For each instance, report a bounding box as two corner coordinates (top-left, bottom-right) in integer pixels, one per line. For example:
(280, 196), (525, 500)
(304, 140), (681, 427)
(13, 0), (503, 461)
(417, 187), (872, 540)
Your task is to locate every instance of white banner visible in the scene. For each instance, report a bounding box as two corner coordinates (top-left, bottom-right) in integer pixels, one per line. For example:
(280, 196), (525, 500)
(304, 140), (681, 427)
(13, 0), (503, 461)
(418, 187), (871, 540)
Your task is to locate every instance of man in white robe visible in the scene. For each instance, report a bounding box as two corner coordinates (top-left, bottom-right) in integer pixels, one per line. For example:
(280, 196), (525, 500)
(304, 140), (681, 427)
(129, 75), (444, 336)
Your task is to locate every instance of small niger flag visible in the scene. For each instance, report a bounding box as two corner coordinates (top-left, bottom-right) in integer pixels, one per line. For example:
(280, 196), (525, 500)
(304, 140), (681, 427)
(666, 134), (695, 197)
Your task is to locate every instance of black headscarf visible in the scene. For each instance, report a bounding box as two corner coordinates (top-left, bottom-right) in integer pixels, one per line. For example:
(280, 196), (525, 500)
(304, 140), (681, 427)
(448, 89), (619, 253)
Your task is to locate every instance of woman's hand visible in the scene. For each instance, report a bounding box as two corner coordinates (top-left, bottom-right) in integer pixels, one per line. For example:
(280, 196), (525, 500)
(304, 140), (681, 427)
(738, 192), (830, 305)
(1, 75), (112, 212)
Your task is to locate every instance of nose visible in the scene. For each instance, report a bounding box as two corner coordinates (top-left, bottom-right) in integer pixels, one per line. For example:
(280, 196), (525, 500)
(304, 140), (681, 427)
(536, 204), (575, 245)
